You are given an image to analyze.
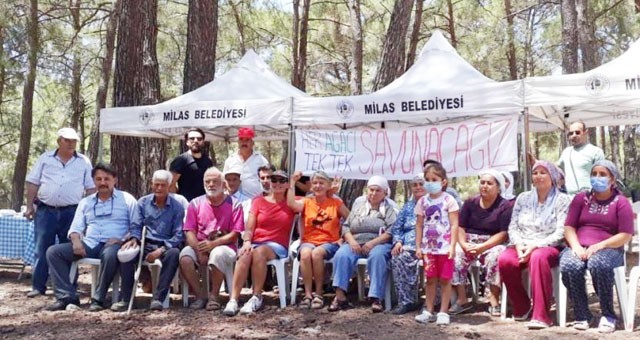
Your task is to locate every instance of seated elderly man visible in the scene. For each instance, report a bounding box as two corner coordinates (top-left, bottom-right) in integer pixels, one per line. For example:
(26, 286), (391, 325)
(179, 167), (244, 310)
(45, 163), (137, 312)
(119, 170), (186, 311)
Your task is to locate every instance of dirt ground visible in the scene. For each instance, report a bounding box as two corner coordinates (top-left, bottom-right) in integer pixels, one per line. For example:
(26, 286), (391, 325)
(1, 261), (639, 340)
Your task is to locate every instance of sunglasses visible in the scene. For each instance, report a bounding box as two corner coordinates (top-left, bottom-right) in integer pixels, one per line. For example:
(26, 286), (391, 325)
(270, 177), (288, 184)
(567, 130), (582, 137)
(188, 136), (204, 141)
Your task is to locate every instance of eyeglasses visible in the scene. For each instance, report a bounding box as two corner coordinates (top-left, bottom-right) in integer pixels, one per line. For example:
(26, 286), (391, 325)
(188, 136), (203, 141)
(567, 130), (582, 137)
(93, 198), (114, 217)
(270, 177), (288, 184)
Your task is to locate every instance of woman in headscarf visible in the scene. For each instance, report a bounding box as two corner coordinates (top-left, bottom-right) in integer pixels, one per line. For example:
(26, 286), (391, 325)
(451, 169), (514, 316)
(328, 175), (397, 313)
(389, 174), (426, 314)
(501, 171), (516, 207)
(498, 161), (571, 329)
(559, 160), (633, 333)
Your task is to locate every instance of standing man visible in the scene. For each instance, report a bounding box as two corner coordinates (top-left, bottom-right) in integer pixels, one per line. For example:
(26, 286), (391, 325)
(170, 127), (213, 201)
(45, 163), (137, 311)
(24, 127), (95, 298)
(257, 164), (276, 196)
(223, 127), (269, 198)
(179, 167), (244, 310)
(557, 121), (604, 194)
(120, 170), (185, 311)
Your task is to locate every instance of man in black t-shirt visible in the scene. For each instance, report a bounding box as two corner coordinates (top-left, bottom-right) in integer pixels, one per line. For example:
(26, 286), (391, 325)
(169, 128), (213, 201)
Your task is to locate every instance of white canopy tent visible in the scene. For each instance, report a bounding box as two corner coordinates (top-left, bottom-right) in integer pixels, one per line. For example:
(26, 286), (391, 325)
(293, 30), (558, 132)
(100, 49), (307, 141)
(525, 38), (640, 128)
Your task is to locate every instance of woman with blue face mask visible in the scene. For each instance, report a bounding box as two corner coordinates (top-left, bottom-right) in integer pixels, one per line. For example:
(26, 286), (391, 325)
(559, 160), (634, 333)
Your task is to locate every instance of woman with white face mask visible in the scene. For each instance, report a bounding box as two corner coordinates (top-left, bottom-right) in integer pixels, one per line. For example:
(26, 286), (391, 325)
(559, 160), (633, 333)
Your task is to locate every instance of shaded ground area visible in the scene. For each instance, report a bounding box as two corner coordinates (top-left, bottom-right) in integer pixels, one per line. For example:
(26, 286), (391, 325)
(1, 261), (639, 339)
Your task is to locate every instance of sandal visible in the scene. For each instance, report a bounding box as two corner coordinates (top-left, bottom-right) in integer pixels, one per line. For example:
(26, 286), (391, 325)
(311, 293), (324, 309)
(299, 296), (312, 309)
(371, 299), (383, 313)
(527, 319), (551, 329)
(327, 297), (350, 312)
(205, 297), (221, 311)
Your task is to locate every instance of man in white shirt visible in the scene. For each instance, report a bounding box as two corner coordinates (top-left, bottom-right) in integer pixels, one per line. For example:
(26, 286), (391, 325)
(223, 127), (269, 198)
(556, 121), (604, 194)
(24, 127), (95, 298)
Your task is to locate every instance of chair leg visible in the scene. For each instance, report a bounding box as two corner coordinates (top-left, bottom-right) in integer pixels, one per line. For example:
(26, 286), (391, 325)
(357, 264), (366, 302)
(626, 267), (640, 332)
(470, 265), (480, 304)
(551, 267), (560, 325)
(274, 262), (287, 308)
(558, 270), (567, 327)
(500, 283), (508, 320)
(613, 266), (628, 330)
(112, 271), (120, 303)
(290, 258), (300, 305)
(384, 271), (392, 311)
(69, 262), (78, 284)
(181, 274), (189, 308)
(91, 264), (99, 298)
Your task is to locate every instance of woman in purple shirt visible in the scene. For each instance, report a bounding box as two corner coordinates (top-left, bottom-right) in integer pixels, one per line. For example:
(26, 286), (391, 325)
(451, 169), (513, 315)
(559, 160), (633, 333)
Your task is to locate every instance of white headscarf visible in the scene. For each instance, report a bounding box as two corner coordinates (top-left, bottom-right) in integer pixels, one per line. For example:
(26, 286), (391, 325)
(367, 175), (389, 194)
(478, 169), (505, 194)
(501, 171), (515, 200)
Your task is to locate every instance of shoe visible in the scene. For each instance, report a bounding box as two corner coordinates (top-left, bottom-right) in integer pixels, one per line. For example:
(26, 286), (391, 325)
(573, 320), (590, 331)
(189, 298), (207, 310)
(88, 299), (104, 312)
(527, 319), (550, 329)
(327, 298), (350, 312)
(513, 307), (532, 321)
(488, 305), (500, 317)
(391, 304), (411, 315)
(448, 303), (473, 315)
(415, 309), (437, 323)
(149, 300), (163, 311)
(223, 299), (239, 316)
(597, 316), (616, 333)
(65, 302), (81, 311)
(45, 299), (69, 311)
(27, 289), (44, 298)
(371, 299), (384, 313)
(311, 293), (324, 309)
(240, 295), (263, 315)
(110, 300), (128, 312)
(436, 312), (450, 325)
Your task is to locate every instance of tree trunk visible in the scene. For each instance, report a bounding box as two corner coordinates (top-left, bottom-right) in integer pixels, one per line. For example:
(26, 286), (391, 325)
(560, 0), (578, 73)
(87, 0), (120, 165)
(346, 0), (363, 95)
(111, 0), (165, 197)
(69, 0), (86, 153)
(576, 0), (598, 71)
(291, 0), (310, 91)
(609, 126), (619, 169)
(504, 0), (518, 80)
(446, 0), (457, 48)
(372, 0), (414, 91)
(623, 126), (639, 183)
(228, 0), (246, 55)
(0, 25), (5, 117)
(405, 0), (423, 71)
(11, 0), (38, 211)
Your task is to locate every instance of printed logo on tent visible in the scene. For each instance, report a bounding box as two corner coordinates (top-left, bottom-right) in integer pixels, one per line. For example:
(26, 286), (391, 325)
(585, 74), (610, 96)
(139, 110), (154, 125)
(336, 100), (354, 119)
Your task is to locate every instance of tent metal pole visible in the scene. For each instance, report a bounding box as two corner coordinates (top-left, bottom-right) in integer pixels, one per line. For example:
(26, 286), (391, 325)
(287, 97), (294, 174)
(522, 107), (531, 191)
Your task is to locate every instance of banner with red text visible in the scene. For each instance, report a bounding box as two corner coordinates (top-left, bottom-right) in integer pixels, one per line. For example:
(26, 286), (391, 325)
(294, 115), (519, 179)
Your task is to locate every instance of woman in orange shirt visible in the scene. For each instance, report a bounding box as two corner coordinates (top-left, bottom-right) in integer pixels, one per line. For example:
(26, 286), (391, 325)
(287, 170), (349, 309)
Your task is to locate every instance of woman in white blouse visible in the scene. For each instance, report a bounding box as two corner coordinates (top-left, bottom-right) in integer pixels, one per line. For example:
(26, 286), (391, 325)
(497, 161), (571, 329)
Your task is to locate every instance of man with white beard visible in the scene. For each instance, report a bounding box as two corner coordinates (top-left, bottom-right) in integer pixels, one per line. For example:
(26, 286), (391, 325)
(178, 167), (244, 310)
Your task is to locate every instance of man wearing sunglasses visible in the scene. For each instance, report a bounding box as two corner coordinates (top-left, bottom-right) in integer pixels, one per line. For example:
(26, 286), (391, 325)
(223, 127), (269, 199)
(169, 127), (213, 201)
(44, 162), (138, 312)
(557, 121), (604, 194)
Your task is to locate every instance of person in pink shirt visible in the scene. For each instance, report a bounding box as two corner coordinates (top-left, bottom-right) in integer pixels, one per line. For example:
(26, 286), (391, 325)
(559, 160), (633, 333)
(179, 167), (244, 311)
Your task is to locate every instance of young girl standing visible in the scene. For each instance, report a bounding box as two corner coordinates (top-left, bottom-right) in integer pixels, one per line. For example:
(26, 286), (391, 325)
(414, 163), (460, 325)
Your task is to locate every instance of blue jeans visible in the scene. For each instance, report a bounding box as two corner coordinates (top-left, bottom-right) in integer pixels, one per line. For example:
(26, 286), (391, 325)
(332, 242), (392, 300)
(120, 247), (180, 303)
(46, 241), (122, 303)
(32, 204), (76, 293)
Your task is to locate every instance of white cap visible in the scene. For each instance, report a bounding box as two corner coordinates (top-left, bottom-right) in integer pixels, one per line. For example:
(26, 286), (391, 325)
(116, 246), (140, 263)
(224, 166), (242, 177)
(57, 127), (80, 140)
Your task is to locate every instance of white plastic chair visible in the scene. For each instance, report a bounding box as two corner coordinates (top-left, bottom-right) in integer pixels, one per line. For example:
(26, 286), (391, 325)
(69, 258), (120, 302)
(623, 200), (640, 331)
(356, 258), (392, 311)
(265, 214), (299, 308)
(143, 259), (180, 309)
(289, 257), (333, 305)
(499, 266), (560, 322)
(180, 258), (233, 308)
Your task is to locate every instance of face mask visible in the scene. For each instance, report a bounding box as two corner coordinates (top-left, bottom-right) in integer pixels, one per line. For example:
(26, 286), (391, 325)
(423, 181), (442, 194)
(590, 176), (610, 193)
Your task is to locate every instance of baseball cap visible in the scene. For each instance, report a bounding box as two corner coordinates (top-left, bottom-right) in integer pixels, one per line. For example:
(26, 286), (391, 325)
(117, 245), (140, 263)
(224, 166), (242, 177)
(237, 127), (255, 139)
(57, 128), (80, 140)
(271, 170), (289, 179)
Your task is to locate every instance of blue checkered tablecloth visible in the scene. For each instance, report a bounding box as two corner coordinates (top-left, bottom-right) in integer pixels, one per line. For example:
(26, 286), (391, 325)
(0, 214), (35, 265)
